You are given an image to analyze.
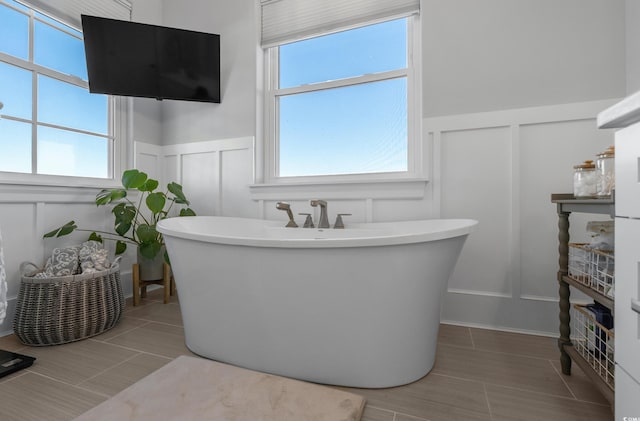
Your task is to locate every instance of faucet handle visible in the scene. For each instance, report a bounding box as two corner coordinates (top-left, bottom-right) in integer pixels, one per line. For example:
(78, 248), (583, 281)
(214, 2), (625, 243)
(276, 201), (298, 227)
(298, 213), (314, 228)
(334, 213), (352, 229)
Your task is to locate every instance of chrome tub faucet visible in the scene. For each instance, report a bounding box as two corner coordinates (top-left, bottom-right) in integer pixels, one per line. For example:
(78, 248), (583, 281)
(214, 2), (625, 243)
(276, 202), (298, 227)
(310, 199), (329, 228)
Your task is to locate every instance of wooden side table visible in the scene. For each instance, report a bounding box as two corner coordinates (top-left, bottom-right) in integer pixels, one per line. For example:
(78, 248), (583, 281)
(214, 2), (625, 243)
(551, 193), (615, 405)
(132, 262), (175, 305)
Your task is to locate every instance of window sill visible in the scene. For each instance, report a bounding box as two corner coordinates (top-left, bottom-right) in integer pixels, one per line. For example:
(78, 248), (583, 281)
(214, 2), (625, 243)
(0, 173), (120, 203)
(249, 178), (429, 201)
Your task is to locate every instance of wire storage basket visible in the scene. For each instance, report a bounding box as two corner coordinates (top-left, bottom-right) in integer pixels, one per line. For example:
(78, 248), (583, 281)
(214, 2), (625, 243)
(568, 243), (614, 298)
(14, 262), (124, 346)
(571, 304), (614, 389)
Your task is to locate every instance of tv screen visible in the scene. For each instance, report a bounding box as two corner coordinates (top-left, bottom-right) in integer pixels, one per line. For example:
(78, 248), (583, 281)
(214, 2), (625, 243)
(81, 15), (220, 103)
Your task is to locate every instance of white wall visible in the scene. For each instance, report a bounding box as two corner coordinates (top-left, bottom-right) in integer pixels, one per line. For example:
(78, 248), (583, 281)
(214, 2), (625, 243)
(422, 0), (626, 117)
(626, 0), (640, 94)
(158, 0), (257, 145)
(134, 0), (626, 335)
(130, 0), (163, 146)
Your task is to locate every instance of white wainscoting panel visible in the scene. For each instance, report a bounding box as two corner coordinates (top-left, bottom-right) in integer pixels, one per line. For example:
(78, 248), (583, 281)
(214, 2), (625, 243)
(518, 120), (613, 300)
(134, 142), (163, 182)
(440, 126), (513, 296)
(428, 98), (619, 333)
(220, 148), (255, 218)
(182, 152), (220, 216)
(371, 194), (437, 223)
(136, 137), (258, 218)
(0, 204), (38, 298)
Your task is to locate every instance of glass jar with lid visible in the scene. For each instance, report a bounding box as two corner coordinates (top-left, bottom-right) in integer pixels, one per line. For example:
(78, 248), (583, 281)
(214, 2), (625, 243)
(573, 160), (597, 198)
(596, 145), (615, 197)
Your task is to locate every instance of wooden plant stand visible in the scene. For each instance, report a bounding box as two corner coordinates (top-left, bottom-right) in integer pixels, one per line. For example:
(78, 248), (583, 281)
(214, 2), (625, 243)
(132, 262), (175, 306)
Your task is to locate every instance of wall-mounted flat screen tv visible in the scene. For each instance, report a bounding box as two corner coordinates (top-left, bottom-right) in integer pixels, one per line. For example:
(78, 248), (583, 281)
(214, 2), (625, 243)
(81, 15), (220, 103)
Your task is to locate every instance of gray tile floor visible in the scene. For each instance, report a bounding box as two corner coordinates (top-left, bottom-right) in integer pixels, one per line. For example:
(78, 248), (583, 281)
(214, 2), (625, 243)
(0, 289), (613, 420)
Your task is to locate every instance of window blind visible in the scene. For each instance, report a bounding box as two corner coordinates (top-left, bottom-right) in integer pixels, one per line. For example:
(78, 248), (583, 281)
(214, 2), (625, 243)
(20, 0), (131, 30)
(261, 0), (420, 47)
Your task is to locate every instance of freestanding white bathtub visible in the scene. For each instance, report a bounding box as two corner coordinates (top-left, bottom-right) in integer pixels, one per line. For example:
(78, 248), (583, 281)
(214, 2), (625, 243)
(157, 216), (477, 388)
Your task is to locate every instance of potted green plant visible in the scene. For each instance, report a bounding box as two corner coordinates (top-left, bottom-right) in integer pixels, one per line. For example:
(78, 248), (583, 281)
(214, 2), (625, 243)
(44, 169), (195, 280)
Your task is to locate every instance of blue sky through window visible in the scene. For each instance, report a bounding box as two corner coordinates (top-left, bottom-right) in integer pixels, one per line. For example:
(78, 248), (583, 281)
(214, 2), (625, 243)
(279, 19), (407, 88)
(35, 20), (87, 80)
(277, 18), (409, 177)
(0, 0), (109, 178)
(280, 78), (407, 176)
(0, 3), (28, 60)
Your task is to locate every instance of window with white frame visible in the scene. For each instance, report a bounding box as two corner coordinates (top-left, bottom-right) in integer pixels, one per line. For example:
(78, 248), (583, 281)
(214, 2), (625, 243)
(262, 0), (421, 182)
(0, 0), (130, 181)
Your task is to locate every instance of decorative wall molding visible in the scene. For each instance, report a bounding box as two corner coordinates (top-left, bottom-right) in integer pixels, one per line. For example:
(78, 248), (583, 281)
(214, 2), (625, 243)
(135, 137), (257, 218)
(249, 178), (429, 201)
(0, 183), (105, 204)
(432, 98), (618, 334)
(424, 98), (620, 132)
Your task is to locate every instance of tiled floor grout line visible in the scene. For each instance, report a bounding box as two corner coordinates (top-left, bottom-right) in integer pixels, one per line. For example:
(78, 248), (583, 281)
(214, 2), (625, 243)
(88, 320), (152, 343)
(430, 370), (605, 405)
(116, 317), (184, 329)
(11, 369), (111, 399)
(424, 371), (485, 385)
(483, 382), (495, 421)
(548, 358), (579, 400)
(0, 369), (29, 384)
(468, 327), (476, 349)
(76, 351), (146, 390)
(97, 338), (182, 360)
(393, 412), (431, 421)
(438, 342), (565, 362)
(481, 378), (611, 407)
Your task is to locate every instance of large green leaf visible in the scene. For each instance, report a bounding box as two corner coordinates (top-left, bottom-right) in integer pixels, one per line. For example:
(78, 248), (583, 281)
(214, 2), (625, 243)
(146, 192), (166, 214)
(43, 220), (77, 238)
(115, 240), (127, 255)
(137, 224), (158, 243)
(121, 169), (147, 189)
(139, 241), (162, 260)
(168, 182), (189, 205)
(179, 208), (196, 216)
(88, 232), (103, 243)
(112, 203), (136, 225)
(96, 188), (126, 206)
(115, 221), (132, 237)
(139, 179), (159, 192)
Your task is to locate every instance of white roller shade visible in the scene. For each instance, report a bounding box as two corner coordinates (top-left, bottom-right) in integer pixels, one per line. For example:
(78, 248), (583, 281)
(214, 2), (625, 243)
(21, 0), (131, 30)
(261, 0), (420, 47)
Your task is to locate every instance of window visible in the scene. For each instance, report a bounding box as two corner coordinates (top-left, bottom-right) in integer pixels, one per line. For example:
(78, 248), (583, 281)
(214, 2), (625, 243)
(262, 1), (421, 183)
(0, 0), (125, 181)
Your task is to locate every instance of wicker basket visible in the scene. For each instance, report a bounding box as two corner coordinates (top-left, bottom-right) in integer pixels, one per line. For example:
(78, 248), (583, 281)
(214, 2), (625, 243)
(571, 304), (615, 389)
(13, 262), (125, 346)
(568, 243), (615, 298)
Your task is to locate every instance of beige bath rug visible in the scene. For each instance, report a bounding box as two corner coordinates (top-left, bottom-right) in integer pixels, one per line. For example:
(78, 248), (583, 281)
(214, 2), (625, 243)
(74, 355), (365, 421)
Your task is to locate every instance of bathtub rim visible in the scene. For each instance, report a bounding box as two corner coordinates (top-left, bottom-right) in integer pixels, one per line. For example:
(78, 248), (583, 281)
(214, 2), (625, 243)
(158, 216), (478, 249)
